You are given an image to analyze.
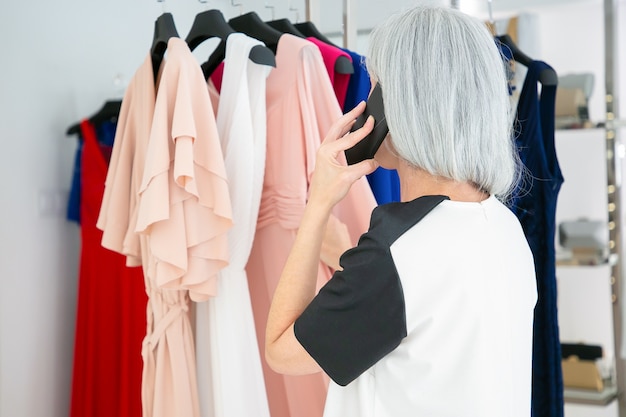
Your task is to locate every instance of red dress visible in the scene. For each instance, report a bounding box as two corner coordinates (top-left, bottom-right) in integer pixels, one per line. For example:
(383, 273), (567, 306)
(69, 120), (147, 417)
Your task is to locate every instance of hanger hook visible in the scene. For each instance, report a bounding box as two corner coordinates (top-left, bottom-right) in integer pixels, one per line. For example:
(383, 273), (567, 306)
(113, 73), (127, 96)
(288, 0), (300, 23)
(487, 0), (494, 25)
(264, 1), (275, 20)
(231, 0), (243, 15)
(198, 0), (210, 10)
(157, 0), (167, 13)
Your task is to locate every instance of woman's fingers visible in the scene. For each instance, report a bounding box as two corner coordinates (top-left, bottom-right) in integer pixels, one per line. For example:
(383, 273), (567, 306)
(321, 116), (374, 156)
(348, 158), (379, 180)
(321, 101), (367, 146)
(309, 103), (379, 209)
(327, 115), (376, 154)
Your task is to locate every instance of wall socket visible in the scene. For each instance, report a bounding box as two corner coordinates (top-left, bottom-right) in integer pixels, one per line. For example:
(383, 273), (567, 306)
(38, 189), (68, 218)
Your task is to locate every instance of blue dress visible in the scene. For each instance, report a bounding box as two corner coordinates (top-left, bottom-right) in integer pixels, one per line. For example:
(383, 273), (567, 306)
(67, 138), (83, 223)
(511, 60), (564, 417)
(342, 48), (400, 205)
(66, 120), (117, 223)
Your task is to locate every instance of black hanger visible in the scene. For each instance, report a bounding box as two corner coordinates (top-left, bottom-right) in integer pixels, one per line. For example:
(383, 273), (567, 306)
(294, 21), (337, 48)
(151, 12), (179, 82)
(496, 34), (558, 86)
(186, 9), (236, 51)
(201, 42), (276, 81)
(266, 18), (306, 38)
(228, 12), (283, 52)
(200, 12), (282, 81)
(66, 100), (122, 136)
(266, 18), (352, 75)
(295, 22), (354, 75)
(187, 10), (276, 80)
(332, 55), (354, 75)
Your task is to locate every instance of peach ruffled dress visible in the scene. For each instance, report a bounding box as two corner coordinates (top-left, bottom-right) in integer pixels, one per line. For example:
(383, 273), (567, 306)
(99, 38), (232, 417)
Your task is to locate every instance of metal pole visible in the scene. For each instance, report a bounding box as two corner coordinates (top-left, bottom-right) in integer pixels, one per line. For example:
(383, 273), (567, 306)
(605, 0), (625, 414)
(343, 0), (356, 49)
(305, 0), (320, 25)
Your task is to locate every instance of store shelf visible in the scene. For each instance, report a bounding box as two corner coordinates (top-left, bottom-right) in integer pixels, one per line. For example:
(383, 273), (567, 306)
(564, 384), (618, 406)
(556, 125), (605, 132)
(556, 253), (619, 267)
(555, 119), (626, 131)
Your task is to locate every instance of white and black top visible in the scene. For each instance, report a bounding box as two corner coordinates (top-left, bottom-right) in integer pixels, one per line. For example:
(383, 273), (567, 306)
(295, 195), (537, 417)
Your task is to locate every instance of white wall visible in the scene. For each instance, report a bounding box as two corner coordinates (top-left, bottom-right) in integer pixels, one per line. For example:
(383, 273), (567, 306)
(0, 3), (189, 416)
(0, 1), (622, 417)
(538, 2), (606, 123)
(0, 1), (418, 416)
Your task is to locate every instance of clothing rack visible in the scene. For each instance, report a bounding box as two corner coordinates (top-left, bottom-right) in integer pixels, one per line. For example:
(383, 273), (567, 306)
(604, 0), (625, 414)
(562, 0), (626, 413)
(304, 0), (356, 49)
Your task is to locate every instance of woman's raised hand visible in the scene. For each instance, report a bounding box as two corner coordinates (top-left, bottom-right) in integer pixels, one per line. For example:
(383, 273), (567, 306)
(308, 101), (380, 211)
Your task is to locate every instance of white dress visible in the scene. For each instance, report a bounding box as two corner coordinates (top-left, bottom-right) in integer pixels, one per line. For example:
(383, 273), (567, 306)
(195, 33), (273, 417)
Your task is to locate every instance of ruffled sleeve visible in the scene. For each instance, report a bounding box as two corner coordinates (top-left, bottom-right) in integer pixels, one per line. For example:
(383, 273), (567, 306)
(135, 38), (233, 301)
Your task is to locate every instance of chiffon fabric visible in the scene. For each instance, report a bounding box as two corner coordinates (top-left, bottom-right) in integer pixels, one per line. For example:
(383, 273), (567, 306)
(246, 33), (377, 417)
(195, 33), (272, 417)
(69, 120), (146, 417)
(98, 38), (232, 417)
(306, 37), (352, 109)
(97, 54), (154, 268)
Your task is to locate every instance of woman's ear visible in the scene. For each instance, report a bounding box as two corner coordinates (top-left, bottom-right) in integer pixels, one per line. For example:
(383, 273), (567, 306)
(374, 134), (399, 170)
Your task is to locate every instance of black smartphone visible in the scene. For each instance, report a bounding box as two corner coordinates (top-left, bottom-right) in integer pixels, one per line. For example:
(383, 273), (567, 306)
(344, 83), (389, 165)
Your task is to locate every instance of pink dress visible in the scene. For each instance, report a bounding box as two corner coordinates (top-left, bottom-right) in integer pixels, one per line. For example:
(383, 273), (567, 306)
(246, 34), (376, 417)
(306, 37), (353, 109)
(97, 52), (161, 416)
(136, 37), (232, 417)
(97, 55), (154, 267)
(99, 38), (232, 417)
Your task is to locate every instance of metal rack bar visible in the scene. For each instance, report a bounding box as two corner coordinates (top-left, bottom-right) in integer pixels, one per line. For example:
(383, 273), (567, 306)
(605, 0), (625, 415)
(306, 0), (355, 49)
(305, 0), (320, 26)
(343, 0), (356, 49)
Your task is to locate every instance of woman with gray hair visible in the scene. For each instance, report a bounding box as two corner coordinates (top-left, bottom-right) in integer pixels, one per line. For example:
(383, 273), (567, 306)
(265, 5), (537, 417)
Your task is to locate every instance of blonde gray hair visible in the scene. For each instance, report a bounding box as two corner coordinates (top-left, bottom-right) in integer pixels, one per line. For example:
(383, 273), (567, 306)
(367, 5), (520, 198)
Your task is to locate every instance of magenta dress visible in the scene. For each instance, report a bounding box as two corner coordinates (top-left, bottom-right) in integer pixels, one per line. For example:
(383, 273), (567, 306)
(306, 37), (353, 109)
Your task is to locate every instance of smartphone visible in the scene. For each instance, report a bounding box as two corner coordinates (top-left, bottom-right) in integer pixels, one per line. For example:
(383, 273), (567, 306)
(344, 83), (389, 165)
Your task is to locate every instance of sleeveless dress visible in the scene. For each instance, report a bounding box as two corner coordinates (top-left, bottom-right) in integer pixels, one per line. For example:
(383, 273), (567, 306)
(510, 60), (564, 417)
(69, 119), (147, 417)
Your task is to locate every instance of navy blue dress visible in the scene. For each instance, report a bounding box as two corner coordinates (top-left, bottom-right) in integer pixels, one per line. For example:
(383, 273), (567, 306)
(342, 48), (401, 205)
(67, 120), (117, 223)
(511, 60), (564, 417)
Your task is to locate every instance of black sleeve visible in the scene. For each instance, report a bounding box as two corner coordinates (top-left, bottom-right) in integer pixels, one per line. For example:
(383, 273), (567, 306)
(294, 219), (405, 386)
(294, 195), (447, 386)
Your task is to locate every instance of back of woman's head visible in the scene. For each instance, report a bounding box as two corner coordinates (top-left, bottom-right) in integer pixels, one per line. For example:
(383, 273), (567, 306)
(367, 5), (519, 198)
